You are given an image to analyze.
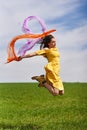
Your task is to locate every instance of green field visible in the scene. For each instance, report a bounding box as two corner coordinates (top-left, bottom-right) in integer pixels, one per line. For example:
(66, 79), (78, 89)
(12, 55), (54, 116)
(0, 83), (87, 130)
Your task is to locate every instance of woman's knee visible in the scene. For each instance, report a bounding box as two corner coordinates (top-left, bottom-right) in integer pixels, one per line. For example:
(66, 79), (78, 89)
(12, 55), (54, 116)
(52, 89), (64, 96)
(59, 90), (64, 95)
(52, 88), (59, 96)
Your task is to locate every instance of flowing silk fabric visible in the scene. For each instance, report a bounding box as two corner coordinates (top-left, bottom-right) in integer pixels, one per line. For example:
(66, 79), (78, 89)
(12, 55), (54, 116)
(18, 16), (47, 56)
(6, 29), (56, 63)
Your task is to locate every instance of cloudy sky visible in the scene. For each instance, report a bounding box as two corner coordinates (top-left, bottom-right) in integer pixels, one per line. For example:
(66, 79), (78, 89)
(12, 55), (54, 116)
(0, 0), (87, 82)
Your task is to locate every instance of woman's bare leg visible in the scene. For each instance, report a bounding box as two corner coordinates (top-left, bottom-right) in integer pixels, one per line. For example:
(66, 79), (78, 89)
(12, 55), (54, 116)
(43, 82), (59, 96)
(59, 90), (64, 95)
(31, 75), (64, 96)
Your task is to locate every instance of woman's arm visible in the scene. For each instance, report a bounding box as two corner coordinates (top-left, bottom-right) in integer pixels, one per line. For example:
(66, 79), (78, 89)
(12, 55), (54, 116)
(18, 52), (37, 60)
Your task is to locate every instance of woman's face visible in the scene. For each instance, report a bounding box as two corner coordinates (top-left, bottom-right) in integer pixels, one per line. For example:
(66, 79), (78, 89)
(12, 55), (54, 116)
(48, 38), (56, 48)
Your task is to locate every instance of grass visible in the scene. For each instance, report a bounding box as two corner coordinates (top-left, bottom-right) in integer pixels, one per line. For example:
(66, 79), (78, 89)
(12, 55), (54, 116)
(0, 82), (87, 130)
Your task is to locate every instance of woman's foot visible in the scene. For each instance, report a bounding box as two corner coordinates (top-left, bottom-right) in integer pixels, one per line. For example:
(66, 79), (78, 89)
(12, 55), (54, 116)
(31, 75), (46, 86)
(38, 83), (44, 87)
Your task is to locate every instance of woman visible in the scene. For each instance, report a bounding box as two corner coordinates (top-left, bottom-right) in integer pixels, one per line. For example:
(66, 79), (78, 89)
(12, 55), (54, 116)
(19, 35), (64, 96)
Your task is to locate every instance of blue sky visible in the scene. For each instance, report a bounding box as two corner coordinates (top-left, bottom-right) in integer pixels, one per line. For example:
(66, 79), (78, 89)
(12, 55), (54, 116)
(0, 0), (87, 82)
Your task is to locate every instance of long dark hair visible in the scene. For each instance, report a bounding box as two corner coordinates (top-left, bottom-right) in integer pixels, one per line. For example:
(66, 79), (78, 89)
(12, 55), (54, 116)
(40, 34), (54, 49)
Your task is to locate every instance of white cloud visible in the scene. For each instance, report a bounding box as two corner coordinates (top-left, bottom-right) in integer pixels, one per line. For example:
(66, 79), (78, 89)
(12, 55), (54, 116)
(60, 49), (87, 82)
(0, 0), (87, 82)
(0, 56), (47, 82)
(57, 24), (87, 48)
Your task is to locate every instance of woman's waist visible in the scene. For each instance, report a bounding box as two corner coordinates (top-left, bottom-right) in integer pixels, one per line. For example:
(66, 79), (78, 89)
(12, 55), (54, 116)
(48, 60), (59, 65)
(45, 62), (60, 67)
(48, 57), (59, 62)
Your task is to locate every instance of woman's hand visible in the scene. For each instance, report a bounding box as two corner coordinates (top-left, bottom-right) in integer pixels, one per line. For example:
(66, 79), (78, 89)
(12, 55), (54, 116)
(17, 56), (23, 61)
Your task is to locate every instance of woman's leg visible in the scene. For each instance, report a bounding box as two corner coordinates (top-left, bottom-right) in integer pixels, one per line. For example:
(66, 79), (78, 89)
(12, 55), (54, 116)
(59, 90), (64, 95)
(31, 75), (64, 96)
(43, 82), (59, 96)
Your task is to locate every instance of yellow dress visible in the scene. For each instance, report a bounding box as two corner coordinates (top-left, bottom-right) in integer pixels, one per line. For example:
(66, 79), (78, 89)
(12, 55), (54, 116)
(36, 47), (64, 90)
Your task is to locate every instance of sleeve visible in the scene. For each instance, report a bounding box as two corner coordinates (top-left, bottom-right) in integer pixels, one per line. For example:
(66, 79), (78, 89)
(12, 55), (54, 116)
(36, 49), (48, 55)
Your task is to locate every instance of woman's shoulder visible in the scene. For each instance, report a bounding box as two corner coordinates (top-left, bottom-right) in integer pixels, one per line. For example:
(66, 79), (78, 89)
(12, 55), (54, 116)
(36, 48), (49, 55)
(43, 48), (49, 51)
(44, 47), (58, 52)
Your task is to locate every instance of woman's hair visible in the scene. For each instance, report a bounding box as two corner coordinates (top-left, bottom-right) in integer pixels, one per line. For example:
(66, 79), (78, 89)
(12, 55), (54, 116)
(40, 34), (54, 49)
